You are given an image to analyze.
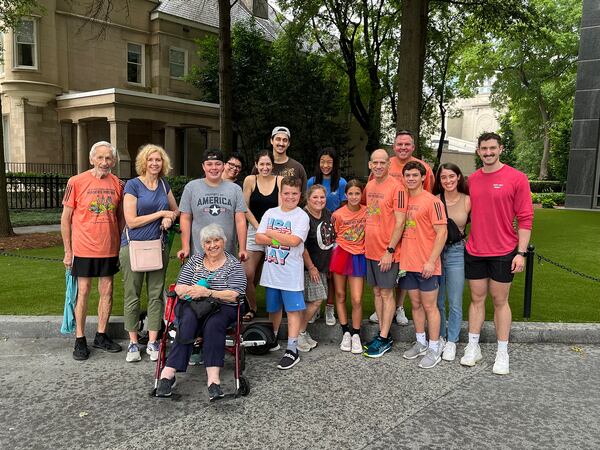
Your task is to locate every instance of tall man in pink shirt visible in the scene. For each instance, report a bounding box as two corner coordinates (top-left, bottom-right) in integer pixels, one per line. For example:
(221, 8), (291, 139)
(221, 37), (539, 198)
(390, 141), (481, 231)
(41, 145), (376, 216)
(460, 132), (533, 375)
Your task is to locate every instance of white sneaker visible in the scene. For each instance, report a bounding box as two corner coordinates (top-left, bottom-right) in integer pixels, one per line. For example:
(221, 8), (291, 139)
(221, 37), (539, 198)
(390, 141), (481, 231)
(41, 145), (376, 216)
(340, 332), (352, 352)
(325, 305), (336, 326)
(369, 311), (379, 324)
(492, 350), (510, 375)
(126, 343), (141, 362)
(304, 331), (318, 349)
(308, 310), (320, 324)
(460, 342), (483, 367)
(442, 341), (456, 361)
(146, 341), (159, 361)
(297, 333), (312, 353)
(351, 334), (362, 354)
(395, 306), (409, 325)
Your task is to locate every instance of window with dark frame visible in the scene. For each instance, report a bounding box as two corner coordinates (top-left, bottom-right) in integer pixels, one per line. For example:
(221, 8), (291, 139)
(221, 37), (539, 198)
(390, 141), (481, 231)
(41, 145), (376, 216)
(169, 48), (186, 79)
(15, 19), (37, 68)
(127, 43), (143, 84)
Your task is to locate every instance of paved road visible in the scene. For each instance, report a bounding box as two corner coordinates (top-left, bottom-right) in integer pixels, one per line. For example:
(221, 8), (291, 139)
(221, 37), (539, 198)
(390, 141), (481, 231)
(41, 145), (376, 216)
(1, 338), (599, 449)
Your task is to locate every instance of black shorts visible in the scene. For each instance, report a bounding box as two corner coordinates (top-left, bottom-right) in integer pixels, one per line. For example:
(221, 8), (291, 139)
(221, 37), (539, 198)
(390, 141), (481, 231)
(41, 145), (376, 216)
(464, 248), (517, 283)
(71, 256), (120, 278)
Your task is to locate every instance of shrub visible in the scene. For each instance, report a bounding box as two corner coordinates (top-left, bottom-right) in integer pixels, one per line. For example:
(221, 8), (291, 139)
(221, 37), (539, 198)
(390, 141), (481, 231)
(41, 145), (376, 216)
(532, 192), (565, 206)
(529, 180), (563, 193)
(165, 176), (193, 203)
(541, 197), (556, 208)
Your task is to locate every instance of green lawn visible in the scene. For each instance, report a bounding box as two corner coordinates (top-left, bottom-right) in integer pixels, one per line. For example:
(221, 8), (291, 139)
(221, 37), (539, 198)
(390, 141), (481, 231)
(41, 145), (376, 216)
(1, 209), (599, 322)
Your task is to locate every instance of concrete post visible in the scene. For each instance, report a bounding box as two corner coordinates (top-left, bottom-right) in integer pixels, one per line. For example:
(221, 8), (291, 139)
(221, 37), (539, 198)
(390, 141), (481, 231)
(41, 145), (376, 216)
(109, 120), (131, 178)
(76, 121), (88, 174)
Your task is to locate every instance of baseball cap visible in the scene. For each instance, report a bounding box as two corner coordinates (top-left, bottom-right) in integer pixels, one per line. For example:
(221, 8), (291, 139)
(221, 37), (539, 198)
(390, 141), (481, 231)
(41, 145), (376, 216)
(202, 149), (224, 163)
(271, 126), (291, 139)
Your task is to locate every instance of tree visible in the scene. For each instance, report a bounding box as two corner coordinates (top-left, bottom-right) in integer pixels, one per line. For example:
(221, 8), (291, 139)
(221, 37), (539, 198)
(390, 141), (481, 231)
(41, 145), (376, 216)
(456, 0), (580, 179)
(218, 0), (234, 154)
(279, 0), (401, 153)
(188, 19), (350, 172)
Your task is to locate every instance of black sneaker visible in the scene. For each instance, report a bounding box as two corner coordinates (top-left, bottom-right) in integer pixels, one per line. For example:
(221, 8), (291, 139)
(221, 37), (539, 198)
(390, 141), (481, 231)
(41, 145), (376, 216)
(208, 383), (225, 402)
(93, 332), (122, 353)
(73, 337), (90, 361)
(156, 377), (177, 397)
(277, 349), (300, 370)
(268, 340), (281, 352)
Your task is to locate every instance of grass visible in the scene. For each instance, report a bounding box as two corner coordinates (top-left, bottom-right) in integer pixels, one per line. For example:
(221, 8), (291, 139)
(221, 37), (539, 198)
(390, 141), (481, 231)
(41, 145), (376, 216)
(10, 209), (62, 227)
(1, 209), (599, 322)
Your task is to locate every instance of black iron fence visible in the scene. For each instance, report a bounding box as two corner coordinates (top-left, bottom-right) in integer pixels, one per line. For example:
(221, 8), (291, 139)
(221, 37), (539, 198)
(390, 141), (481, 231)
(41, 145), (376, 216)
(6, 174), (69, 209)
(5, 162), (77, 176)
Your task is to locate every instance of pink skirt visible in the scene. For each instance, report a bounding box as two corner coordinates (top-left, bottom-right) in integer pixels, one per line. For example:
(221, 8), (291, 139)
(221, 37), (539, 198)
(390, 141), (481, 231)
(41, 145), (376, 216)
(329, 246), (366, 277)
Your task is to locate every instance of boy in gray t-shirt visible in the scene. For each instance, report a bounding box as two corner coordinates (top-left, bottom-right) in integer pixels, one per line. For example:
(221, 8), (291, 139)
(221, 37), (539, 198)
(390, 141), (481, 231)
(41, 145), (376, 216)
(178, 150), (247, 259)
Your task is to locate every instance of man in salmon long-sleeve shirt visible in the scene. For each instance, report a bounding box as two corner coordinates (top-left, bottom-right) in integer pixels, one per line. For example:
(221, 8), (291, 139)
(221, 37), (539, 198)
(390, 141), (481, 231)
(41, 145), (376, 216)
(460, 132), (533, 375)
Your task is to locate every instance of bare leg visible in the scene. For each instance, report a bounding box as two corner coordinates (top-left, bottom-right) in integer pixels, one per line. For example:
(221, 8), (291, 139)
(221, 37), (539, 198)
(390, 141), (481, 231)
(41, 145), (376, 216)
(408, 289), (425, 333)
(160, 366), (176, 380)
(421, 289), (440, 342)
(206, 367), (221, 386)
(348, 276), (364, 330)
(379, 288), (396, 338)
(302, 300), (322, 331)
(489, 280), (512, 341)
(373, 286), (383, 327)
(97, 276), (114, 333)
(396, 286), (407, 308)
(242, 250), (264, 312)
(467, 279), (488, 334)
(333, 273), (348, 324)
(270, 310), (283, 335)
(75, 277), (92, 337)
(287, 311), (303, 339)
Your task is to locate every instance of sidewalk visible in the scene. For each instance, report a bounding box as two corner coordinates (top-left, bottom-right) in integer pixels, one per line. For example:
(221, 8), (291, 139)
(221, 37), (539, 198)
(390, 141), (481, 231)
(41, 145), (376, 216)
(2, 314), (600, 344)
(13, 224), (61, 234)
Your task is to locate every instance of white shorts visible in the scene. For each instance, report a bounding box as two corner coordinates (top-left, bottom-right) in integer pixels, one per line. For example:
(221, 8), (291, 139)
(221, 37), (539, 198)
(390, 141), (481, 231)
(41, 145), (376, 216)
(246, 223), (264, 253)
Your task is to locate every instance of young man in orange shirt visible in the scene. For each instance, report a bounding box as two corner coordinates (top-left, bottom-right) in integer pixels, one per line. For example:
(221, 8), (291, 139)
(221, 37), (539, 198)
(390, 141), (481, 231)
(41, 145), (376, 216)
(363, 149), (407, 358)
(399, 161), (448, 369)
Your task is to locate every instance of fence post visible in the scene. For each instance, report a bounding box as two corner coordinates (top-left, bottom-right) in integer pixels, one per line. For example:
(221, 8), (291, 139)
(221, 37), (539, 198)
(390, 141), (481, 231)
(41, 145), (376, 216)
(523, 244), (535, 319)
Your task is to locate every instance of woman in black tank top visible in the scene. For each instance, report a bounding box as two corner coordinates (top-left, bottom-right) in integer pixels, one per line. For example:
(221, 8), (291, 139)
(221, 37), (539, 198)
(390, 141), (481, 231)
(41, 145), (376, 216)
(242, 150), (282, 321)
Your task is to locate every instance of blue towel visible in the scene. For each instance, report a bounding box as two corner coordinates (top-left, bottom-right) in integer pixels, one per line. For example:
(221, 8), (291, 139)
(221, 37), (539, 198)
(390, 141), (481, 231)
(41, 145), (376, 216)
(60, 268), (78, 335)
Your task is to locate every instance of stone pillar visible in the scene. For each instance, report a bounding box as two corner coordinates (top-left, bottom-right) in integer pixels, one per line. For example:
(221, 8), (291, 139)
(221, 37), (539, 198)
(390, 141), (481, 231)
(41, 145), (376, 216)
(164, 125), (177, 174)
(76, 121), (88, 174)
(566, 0), (600, 209)
(207, 129), (219, 151)
(109, 120), (131, 178)
(60, 121), (73, 168)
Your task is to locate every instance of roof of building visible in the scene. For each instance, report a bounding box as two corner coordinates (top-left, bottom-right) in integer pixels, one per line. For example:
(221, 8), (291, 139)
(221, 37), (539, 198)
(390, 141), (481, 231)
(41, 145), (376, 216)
(154, 0), (281, 40)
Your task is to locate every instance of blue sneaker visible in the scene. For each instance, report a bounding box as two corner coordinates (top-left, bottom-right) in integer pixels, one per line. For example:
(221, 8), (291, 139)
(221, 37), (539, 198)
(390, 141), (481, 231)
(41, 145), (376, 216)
(189, 346), (203, 366)
(363, 336), (393, 358)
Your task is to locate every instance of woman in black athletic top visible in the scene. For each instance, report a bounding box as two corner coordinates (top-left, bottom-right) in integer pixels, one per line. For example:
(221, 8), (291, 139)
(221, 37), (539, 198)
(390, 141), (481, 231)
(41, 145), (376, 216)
(242, 150), (282, 321)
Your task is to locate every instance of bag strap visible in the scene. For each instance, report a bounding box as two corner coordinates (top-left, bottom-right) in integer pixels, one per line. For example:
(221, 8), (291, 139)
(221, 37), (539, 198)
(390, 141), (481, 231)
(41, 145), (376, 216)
(440, 191), (450, 218)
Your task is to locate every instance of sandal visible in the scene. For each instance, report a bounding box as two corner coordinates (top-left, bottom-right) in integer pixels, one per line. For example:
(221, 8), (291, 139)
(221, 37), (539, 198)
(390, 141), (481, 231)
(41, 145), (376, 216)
(243, 309), (256, 322)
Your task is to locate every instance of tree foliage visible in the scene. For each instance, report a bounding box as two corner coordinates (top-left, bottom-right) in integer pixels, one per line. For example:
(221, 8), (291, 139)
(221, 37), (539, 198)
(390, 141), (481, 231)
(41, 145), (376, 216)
(456, 0), (580, 179)
(188, 19), (350, 173)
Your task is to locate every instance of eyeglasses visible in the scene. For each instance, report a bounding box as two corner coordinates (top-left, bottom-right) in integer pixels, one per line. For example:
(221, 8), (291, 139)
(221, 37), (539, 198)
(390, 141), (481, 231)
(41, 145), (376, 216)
(227, 162), (242, 170)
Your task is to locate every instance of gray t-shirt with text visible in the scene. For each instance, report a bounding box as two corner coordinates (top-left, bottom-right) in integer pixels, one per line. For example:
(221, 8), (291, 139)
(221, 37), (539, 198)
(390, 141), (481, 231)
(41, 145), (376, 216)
(179, 179), (247, 255)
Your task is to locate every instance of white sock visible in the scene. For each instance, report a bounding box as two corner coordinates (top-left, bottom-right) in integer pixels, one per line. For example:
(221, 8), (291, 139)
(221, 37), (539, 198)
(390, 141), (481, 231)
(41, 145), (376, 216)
(429, 340), (439, 352)
(416, 332), (427, 346)
(497, 340), (508, 352)
(468, 333), (480, 344)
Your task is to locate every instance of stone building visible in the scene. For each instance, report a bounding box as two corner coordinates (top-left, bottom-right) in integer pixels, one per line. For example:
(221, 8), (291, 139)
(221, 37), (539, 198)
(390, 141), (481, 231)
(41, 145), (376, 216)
(431, 82), (501, 176)
(0, 0), (277, 178)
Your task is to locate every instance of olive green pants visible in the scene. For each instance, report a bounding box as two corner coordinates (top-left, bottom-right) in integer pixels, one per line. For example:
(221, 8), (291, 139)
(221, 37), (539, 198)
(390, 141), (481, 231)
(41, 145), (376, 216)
(119, 244), (170, 332)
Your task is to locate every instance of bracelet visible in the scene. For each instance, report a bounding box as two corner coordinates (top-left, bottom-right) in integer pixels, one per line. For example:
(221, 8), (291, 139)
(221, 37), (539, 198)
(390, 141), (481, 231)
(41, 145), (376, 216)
(271, 238), (280, 247)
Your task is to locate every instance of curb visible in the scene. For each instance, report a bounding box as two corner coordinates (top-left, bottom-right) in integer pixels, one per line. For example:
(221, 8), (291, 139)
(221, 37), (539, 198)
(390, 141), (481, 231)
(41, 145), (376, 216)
(2, 315), (600, 344)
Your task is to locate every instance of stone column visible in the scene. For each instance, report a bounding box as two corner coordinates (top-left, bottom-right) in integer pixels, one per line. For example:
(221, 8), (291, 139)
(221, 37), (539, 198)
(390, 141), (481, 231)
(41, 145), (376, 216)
(566, 0), (600, 209)
(164, 125), (177, 174)
(76, 121), (88, 174)
(109, 120), (130, 178)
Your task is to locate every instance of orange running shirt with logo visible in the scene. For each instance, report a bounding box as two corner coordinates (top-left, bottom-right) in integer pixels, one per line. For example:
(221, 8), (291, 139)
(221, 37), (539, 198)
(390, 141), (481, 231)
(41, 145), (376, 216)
(332, 204), (366, 255)
(63, 171), (123, 258)
(388, 156), (435, 193)
(364, 176), (407, 261)
(399, 191), (447, 275)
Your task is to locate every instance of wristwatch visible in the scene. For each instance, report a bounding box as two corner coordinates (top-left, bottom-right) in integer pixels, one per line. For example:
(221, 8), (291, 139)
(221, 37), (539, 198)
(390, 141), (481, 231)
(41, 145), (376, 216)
(517, 251), (527, 257)
(386, 247), (395, 254)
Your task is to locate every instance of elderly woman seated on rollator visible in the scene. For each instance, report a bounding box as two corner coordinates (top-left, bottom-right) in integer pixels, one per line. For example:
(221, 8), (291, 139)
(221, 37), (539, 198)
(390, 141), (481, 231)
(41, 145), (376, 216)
(156, 223), (247, 401)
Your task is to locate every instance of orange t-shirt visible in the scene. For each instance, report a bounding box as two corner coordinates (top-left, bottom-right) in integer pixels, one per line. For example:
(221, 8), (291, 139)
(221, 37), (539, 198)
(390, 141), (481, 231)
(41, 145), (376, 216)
(364, 176), (407, 261)
(63, 171), (123, 258)
(388, 156), (435, 193)
(332, 205), (366, 255)
(399, 191), (447, 275)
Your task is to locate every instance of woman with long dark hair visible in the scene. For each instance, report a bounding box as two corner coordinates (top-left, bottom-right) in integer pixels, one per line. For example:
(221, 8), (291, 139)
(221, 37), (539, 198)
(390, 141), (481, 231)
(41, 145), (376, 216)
(307, 147), (347, 326)
(433, 162), (471, 362)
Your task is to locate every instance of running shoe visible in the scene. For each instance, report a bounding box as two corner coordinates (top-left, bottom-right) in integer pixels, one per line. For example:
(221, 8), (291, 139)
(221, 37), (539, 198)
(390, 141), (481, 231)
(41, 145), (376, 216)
(325, 305), (336, 326)
(277, 349), (300, 370)
(395, 306), (409, 325)
(146, 341), (159, 361)
(340, 332), (352, 352)
(492, 350), (510, 375)
(403, 341), (428, 360)
(363, 336), (392, 358)
(460, 343), (483, 367)
(126, 342), (141, 362)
